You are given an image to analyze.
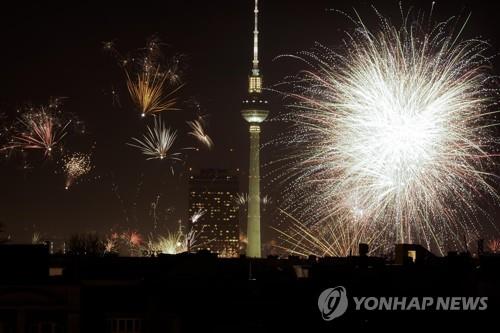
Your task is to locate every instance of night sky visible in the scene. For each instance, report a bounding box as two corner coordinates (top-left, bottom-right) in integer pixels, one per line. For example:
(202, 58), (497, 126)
(1, 0), (499, 246)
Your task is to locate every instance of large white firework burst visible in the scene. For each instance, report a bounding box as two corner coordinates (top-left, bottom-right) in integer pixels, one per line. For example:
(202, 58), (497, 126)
(273, 9), (499, 254)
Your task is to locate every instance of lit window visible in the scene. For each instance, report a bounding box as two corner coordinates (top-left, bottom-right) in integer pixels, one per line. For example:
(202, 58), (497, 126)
(249, 76), (262, 93)
(49, 267), (63, 277)
(408, 250), (417, 263)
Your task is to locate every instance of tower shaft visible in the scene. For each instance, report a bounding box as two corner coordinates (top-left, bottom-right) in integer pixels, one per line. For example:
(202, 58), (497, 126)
(241, 0), (268, 258)
(246, 125), (262, 257)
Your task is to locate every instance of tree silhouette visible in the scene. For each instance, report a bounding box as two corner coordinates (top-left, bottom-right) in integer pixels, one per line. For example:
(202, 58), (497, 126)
(67, 233), (105, 256)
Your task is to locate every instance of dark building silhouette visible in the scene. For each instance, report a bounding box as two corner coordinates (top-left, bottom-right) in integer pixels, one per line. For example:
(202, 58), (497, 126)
(188, 169), (239, 257)
(1, 243), (500, 332)
(1, 244), (500, 332)
(395, 243), (436, 264)
(0, 245), (79, 333)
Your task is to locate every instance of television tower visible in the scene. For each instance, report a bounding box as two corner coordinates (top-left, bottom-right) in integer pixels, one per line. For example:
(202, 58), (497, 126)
(241, 0), (269, 258)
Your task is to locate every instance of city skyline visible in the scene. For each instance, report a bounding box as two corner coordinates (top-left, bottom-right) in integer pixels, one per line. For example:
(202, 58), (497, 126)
(0, 0), (500, 255)
(2, 1), (500, 330)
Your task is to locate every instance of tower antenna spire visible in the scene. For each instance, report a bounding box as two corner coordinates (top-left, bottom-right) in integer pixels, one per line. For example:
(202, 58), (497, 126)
(252, 0), (259, 76)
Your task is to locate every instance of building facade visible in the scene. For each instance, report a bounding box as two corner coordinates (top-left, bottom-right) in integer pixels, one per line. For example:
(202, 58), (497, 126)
(188, 169), (239, 257)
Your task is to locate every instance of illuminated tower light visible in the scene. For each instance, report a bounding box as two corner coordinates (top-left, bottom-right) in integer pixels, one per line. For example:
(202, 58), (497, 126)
(241, 0), (269, 258)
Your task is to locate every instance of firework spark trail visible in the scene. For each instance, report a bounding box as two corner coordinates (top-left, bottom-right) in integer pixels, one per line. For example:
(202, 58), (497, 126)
(184, 228), (204, 252)
(106, 36), (184, 118)
(126, 67), (183, 118)
(272, 209), (388, 257)
(487, 239), (500, 253)
(146, 227), (205, 255)
(271, 9), (500, 254)
(0, 113), (12, 158)
(190, 208), (206, 223)
(0, 112), (8, 141)
(187, 119), (214, 149)
(148, 230), (184, 255)
(234, 193), (249, 207)
(164, 54), (185, 86)
(234, 193), (271, 208)
(63, 153), (92, 189)
(104, 236), (118, 253)
(106, 85), (121, 108)
(128, 116), (180, 161)
(261, 195), (271, 206)
(3, 108), (70, 156)
(31, 232), (43, 245)
(149, 194), (161, 231)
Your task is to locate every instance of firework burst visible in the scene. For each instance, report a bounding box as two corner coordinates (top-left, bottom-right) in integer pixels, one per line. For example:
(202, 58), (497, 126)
(3, 108), (70, 156)
(121, 230), (143, 249)
(126, 67), (183, 117)
(146, 227), (204, 255)
(187, 118), (213, 149)
(148, 231), (185, 255)
(128, 116), (180, 161)
(104, 236), (118, 253)
(107, 36), (184, 117)
(272, 9), (499, 254)
(63, 153), (92, 189)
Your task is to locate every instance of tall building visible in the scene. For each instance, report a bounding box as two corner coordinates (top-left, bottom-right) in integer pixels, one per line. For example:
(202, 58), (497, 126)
(188, 169), (239, 257)
(241, 0), (269, 258)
